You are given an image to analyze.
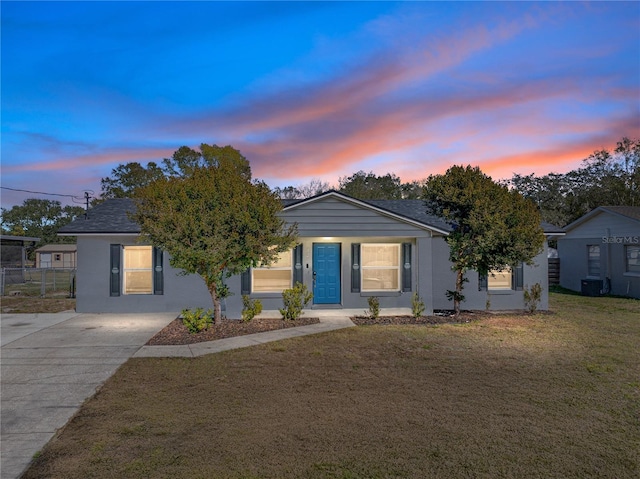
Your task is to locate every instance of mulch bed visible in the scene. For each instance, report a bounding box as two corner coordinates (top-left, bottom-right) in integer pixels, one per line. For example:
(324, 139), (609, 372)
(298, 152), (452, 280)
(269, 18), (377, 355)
(146, 316), (320, 345)
(148, 310), (493, 346)
(351, 310), (491, 326)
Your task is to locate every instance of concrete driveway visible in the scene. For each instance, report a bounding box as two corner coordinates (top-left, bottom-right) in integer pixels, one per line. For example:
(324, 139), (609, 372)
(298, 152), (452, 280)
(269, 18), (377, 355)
(0, 311), (176, 479)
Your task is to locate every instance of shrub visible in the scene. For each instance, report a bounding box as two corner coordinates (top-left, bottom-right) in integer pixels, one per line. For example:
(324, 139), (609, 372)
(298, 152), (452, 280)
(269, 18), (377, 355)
(181, 308), (213, 333)
(279, 282), (313, 321)
(411, 292), (425, 318)
(524, 283), (543, 313)
(241, 295), (263, 322)
(367, 296), (380, 319)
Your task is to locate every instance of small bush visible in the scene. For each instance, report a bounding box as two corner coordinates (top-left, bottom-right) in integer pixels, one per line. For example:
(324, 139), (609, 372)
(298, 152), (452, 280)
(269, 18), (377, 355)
(241, 295), (263, 322)
(181, 308), (213, 333)
(411, 292), (425, 318)
(367, 296), (380, 319)
(524, 283), (543, 313)
(279, 282), (313, 321)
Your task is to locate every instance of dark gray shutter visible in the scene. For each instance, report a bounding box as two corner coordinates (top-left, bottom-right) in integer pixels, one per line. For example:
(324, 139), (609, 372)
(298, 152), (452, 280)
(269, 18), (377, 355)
(153, 247), (163, 295)
(478, 274), (488, 291)
(351, 243), (361, 293)
(109, 244), (121, 297)
(402, 243), (412, 292)
(293, 244), (303, 285)
(241, 269), (251, 295)
(512, 263), (524, 291)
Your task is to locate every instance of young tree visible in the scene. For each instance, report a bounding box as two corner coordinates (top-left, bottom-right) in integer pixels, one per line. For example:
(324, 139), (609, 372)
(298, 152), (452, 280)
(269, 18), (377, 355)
(130, 144), (297, 323)
(424, 165), (545, 316)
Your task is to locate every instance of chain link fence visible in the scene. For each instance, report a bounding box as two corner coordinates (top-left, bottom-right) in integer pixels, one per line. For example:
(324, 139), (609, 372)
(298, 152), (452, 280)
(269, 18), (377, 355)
(1, 268), (76, 298)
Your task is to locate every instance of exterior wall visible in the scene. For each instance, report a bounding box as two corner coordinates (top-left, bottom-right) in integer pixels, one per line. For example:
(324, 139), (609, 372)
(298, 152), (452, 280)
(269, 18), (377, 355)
(431, 237), (549, 311)
(225, 235), (433, 318)
(558, 212), (640, 298)
(36, 251), (76, 268)
(75, 235), (212, 313)
(282, 197), (431, 237)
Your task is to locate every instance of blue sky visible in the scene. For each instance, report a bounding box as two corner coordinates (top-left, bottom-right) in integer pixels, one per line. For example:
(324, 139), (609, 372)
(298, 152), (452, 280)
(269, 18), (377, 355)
(1, 1), (639, 208)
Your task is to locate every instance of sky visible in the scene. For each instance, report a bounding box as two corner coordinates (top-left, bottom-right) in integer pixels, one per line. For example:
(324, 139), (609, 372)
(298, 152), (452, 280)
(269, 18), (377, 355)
(1, 1), (639, 209)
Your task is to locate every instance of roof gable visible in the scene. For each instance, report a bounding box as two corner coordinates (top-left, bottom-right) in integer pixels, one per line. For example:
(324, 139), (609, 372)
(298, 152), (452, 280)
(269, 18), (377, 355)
(563, 206), (640, 232)
(283, 190), (452, 234)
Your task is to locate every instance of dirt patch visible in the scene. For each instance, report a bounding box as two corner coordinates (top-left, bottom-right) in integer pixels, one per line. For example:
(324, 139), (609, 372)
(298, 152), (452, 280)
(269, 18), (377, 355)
(146, 316), (320, 345)
(0, 296), (76, 314)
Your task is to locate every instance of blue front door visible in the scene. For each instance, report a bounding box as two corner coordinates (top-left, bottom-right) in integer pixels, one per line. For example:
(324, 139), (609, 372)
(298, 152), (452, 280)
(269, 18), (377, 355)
(313, 243), (341, 304)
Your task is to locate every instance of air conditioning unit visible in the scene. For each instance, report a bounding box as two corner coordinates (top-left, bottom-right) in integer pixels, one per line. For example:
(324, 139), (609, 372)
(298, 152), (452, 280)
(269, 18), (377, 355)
(581, 279), (603, 297)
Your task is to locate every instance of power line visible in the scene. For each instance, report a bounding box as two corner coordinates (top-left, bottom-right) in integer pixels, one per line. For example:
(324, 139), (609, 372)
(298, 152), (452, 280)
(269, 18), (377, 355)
(0, 186), (92, 199)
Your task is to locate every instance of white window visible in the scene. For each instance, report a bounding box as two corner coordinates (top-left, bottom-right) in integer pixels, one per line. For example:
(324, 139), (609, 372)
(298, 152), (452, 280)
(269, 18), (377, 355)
(488, 268), (512, 290)
(626, 246), (640, 274)
(252, 250), (292, 293)
(361, 244), (401, 292)
(40, 253), (52, 268)
(587, 245), (600, 277)
(123, 245), (153, 294)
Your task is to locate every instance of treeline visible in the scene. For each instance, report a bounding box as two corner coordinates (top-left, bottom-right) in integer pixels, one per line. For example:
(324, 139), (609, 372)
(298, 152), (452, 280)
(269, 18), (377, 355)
(2, 137), (637, 246)
(273, 136), (640, 227)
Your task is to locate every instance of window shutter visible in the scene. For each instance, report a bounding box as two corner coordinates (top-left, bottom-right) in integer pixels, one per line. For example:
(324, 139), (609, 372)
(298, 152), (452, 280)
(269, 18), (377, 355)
(153, 247), (164, 295)
(402, 243), (412, 292)
(293, 244), (303, 285)
(512, 263), (524, 291)
(241, 269), (251, 295)
(351, 243), (361, 293)
(478, 274), (488, 291)
(109, 244), (121, 297)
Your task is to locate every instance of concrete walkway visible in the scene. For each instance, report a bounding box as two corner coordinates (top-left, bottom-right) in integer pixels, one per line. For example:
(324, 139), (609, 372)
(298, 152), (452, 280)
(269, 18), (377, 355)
(0, 309), (370, 479)
(0, 311), (176, 479)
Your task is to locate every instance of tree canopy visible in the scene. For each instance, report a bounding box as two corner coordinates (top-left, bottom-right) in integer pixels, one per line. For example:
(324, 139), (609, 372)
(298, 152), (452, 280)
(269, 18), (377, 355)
(507, 137), (640, 226)
(338, 171), (404, 200)
(425, 165), (544, 315)
(100, 162), (165, 199)
(130, 144), (297, 323)
(0, 199), (84, 256)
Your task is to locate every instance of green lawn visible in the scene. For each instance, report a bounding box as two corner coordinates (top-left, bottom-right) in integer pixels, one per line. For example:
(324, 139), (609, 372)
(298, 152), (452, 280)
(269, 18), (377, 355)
(23, 293), (640, 479)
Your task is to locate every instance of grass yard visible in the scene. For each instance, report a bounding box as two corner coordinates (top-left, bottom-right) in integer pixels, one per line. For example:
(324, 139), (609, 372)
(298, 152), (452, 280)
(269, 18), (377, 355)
(23, 293), (639, 479)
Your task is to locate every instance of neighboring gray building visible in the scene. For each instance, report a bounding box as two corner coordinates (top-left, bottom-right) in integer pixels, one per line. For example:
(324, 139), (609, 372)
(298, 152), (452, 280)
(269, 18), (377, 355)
(558, 206), (640, 298)
(58, 191), (557, 316)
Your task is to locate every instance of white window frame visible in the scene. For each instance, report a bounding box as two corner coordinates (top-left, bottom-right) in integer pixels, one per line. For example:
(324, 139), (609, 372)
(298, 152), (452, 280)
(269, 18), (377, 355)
(625, 245), (640, 275)
(123, 245), (153, 295)
(361, 243), (401, 292)
(488, 268), (512, 291)
(587, 245), (600, 277)
(252, 250), (293, 293)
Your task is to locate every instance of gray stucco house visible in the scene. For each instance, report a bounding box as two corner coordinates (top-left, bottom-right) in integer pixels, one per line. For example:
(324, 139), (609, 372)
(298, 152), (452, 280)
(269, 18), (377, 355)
(558, 206), (640, 298)
(59, 191), (559, 316)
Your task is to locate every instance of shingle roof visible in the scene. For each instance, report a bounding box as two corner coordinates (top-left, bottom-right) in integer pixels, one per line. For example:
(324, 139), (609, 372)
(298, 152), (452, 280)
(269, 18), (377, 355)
(35, 244), (77, 252)
(57, 198), (140, 234)
(58, 193), (562, 235)
(366, 199), (453, 233)
(563, 205), (640, 232)
(599, 206), (640, 222)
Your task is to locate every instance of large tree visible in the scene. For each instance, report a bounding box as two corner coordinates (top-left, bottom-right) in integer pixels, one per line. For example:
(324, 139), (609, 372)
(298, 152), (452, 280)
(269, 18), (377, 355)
(339, 171), (403, 200)
(130, 144), (297, 323)
(0, 199), (84, 255)
(100, 162), (165, 199)
(424, 165), (545, 315)
(507, 137), (640, 226)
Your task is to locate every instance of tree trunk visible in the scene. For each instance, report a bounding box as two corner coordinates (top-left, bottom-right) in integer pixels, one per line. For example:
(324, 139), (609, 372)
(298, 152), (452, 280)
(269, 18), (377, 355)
(207, 282), (222, 325)
(454, 269), (463, 317)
